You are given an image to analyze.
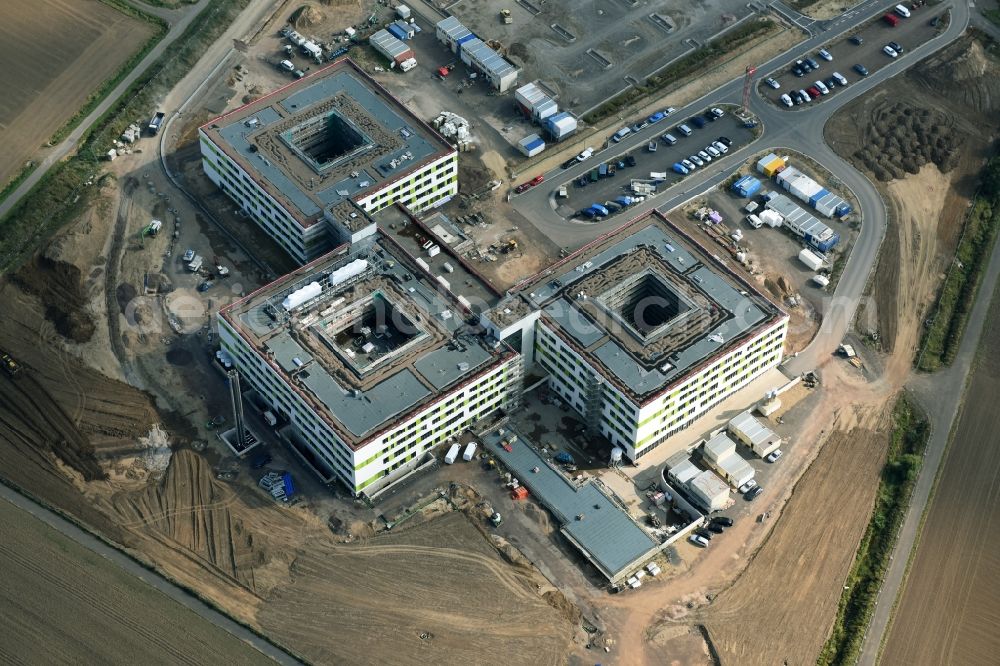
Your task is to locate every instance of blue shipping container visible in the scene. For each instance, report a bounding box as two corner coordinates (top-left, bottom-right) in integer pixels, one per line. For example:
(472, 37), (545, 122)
(809, 232), (840, 252)
(456, 33), (476, 54)
(809, 188), (830, 206)
(732, 175), (761, 197)
(282, 472), (295, 497)
(387, 24), (408, 41)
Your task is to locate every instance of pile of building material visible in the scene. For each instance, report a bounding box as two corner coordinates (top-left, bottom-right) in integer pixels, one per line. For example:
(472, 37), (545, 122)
(120, 122), (143, 144)
(259, 470), (295, 502)
(432, 111), (471, 142)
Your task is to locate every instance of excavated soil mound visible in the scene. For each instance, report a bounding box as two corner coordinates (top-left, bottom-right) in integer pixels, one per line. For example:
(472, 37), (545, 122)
(291, 4), (325, 29)
(852, 102), (962, 182)
(12, 255), (95, 342)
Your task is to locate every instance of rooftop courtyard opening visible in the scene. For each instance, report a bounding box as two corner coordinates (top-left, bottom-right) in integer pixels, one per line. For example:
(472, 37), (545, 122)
(282, 110), (372, 172)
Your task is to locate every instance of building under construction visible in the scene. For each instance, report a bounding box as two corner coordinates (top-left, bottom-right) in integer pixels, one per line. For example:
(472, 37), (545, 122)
(199, 58), (458, 264)
(481, 210), (788, 463)
(218, 234), (521, 496)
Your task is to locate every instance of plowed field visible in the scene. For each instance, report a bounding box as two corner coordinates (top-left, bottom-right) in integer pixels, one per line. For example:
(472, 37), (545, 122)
(0, 0), (155, 187)
(0, 497), (272, 664)
(881, 285), (1000, 664)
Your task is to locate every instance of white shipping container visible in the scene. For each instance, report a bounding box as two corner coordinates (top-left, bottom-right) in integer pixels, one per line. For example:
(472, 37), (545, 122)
(463, 442), (477, 461)
(444, 443), (461, 464)
(759, 209), (783, 227)
(799, 248), (825, 271)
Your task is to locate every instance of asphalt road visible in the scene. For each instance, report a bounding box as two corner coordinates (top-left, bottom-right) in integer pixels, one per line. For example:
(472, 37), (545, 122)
(512, 0), (969, 376)
(0, 0), (211, 219)
(0, 481), (302, 665)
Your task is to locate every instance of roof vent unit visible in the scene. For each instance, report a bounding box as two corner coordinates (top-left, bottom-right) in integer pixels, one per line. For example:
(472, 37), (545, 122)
(709, 333), (725, 343)
(457, 362), (470, 371)
(281, 281), (322, 311)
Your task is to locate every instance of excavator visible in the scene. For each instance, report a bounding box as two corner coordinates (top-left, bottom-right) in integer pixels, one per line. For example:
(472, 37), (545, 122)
(1, 349), (23, 377)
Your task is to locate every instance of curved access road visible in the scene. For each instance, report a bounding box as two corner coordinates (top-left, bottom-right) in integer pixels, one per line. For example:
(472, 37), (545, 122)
(511, 0), (969, 375)
(0, 481), (303, 665)
(0, 0), (211, 219)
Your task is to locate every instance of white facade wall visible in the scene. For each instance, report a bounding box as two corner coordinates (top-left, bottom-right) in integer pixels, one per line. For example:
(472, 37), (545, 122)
(534, 316), (789, 461)
(201, 132), (323, 263)
(219, 314), (519, 495)
(354, 152), (458, 215)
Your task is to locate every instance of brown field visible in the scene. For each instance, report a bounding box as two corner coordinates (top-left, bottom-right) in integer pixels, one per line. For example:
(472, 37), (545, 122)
(0, 498), (272, 664)
(648, 425), (891, 665)
(260, 511), (577, 665)
(0, 0), (155, 187)
(880, 286), (1000, 664)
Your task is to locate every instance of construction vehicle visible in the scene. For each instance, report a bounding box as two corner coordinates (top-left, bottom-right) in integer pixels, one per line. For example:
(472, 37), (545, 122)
(490, 511), (503, 527)
(142, 219), (162, 237)
(500, 239), (518, 254)
(1, 350), (23, 377)
(500, 8), (512, 23)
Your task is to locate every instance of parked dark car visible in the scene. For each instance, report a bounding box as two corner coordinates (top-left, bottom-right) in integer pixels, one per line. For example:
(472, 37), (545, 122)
(707, 522), (725, 534)
(690, 115), (706, 128)
(716, 136), (732, 147)
(745, 486), (764, 501)
(711, 516), (734, 527)
(694, 527), (713, 540)
(850, 34), (863, 45)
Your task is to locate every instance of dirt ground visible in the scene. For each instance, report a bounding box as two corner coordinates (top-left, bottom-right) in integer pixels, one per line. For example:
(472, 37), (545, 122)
(0, 498), (273, 664)
(260, 511), (577, 665)
(0, 0), (155, 188)
(881, 285), (1000, 665)
(788, 0), (854, 20)
(604, 35), (1000, 666)
(828, 35), (1000, 355)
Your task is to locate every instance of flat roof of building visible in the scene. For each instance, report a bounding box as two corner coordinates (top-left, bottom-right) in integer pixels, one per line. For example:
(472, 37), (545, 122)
(220, 234), (512, 448)
(483, 427), (659, 582)
(729, 410), (778, 446)
(519, 211), (785, 404)
(373, 206), (500, 311)
(201, 58), (453, 229)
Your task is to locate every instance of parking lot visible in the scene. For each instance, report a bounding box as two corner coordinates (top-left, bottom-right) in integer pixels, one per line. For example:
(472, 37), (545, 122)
(447, 0), (755, 114)
(545, 109), (755, 219)
(758, 6), (945, 107)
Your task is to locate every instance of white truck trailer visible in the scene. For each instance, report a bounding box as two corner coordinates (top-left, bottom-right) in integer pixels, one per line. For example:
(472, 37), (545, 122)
(444, 443), (461, 464)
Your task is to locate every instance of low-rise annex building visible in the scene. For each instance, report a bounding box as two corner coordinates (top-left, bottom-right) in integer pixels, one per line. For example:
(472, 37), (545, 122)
(199, 58), (458, 264)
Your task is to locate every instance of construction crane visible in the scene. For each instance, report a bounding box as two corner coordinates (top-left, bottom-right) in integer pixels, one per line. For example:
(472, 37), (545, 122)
(742, 64), (757, 113)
